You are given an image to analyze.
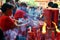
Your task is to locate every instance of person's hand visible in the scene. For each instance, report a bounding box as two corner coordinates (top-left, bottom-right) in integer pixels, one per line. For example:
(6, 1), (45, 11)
(40, 14), (43, 18)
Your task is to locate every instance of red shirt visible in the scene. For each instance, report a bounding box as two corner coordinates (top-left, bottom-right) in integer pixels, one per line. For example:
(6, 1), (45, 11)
(43, 9), (52, 27)
(52, 9), (59, 25)
(14, 10), (26, 20)
(43, 8), (59, 27)
(0, 15), (15, 31)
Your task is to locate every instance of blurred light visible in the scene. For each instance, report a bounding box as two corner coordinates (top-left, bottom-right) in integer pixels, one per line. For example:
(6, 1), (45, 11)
(42, 22), (47, 34)
(52, 21), (60, 32)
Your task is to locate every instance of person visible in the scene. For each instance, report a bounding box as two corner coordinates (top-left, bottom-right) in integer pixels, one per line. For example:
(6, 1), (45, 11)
(0, 3), (20, 40)
(52, 3), (58, 25)
(0, 3), (16, 31)
(34, 7), (43, 20)
(42, 2), (55, 39)
(15, 0), (19, 8)
(17, 2), (28, 13)
(51, 3), (59, 37)
(10, 0), (17, 16)
(52, 3), (58, 8)
(28, 6), (36, 20)
(52, 3), (59, 28)
(6, 0), (11, 3)
(14, 10), (26, 20)
(47, 2), (53, 8)
(43, 2), (54, 28)
(15, 2), (28, 20)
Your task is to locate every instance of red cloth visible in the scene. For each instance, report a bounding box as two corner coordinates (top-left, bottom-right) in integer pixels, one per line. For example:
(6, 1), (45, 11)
(43, 8), (59, 28)
(43, 9), (52, 27)
(52, 10), (59, 25)
(0, 16), (15, 31)
(14, 10), (26, 20)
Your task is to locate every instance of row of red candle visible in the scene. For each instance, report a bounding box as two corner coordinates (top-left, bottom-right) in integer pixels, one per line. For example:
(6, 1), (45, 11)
(27, 27), (60, 40)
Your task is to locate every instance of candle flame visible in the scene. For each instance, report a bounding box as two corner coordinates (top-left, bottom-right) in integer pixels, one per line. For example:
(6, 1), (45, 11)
(42, 22), (47, 34)
(52, 21), (60, 32)
(42, 21), (60, 34)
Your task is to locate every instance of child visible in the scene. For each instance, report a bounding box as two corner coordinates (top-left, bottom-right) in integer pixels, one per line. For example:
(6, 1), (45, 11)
(0, 3), (17, 40)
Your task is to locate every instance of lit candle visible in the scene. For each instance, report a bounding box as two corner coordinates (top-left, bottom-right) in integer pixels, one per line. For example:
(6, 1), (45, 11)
(41, 22), (47, 40)
(42, 22), (47, 34)
(52, 21), (60, 40)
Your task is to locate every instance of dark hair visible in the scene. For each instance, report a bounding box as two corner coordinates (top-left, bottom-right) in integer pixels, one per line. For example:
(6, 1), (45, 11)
(52, 3), (58, 8)
(30, 6), (36, 9)
(48, 2), (53, 7)
(15, 0), (19, 2)
(0, 29), (5, 40)
(20, 2), (27, 7)
(1, 3), (14, 13)
(6, 0), (11, 2)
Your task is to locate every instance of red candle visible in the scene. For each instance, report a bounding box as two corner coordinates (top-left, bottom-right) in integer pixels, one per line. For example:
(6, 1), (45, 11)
(56, 32), (60, 40)
(32, 27), (37, 40)
(27, 25), (37, 40)
(51, 31), (55, 40)
(28, 32), (33, 40)
(37, 29), (41, 40)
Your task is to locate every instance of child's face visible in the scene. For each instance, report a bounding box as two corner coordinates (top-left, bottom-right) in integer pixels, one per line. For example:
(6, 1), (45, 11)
(6, 9), (13, 16)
